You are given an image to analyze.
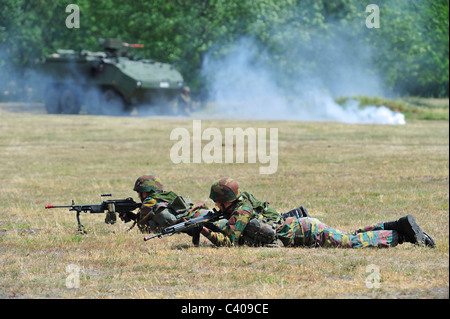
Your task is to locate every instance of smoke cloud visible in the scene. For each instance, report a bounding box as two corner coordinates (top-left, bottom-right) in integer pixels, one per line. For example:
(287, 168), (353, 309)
(199, 37), (405, 125)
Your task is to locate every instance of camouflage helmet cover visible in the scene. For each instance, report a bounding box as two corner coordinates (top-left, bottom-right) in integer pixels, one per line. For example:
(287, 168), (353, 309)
(209, 178), (241, 203)
(133, 175), (163, 193)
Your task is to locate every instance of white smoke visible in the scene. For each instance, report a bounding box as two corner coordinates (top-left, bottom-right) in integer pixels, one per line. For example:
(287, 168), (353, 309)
(199, 37), (405, 125)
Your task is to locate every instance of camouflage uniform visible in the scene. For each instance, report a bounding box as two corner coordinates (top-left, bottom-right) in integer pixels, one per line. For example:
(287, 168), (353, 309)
(202, 200), (399, 248)
(124, 175), (181, 232)
(201, 195), (254, 246)
(129, 175), (218, 237)
(201, 178), (435, 248)
(201, 178), (279, 247)
(137, 191), (179, 232)
(277, 218), (398, 248)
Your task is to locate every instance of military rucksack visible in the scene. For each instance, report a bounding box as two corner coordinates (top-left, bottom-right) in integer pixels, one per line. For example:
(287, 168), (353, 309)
(152, 192), (194, 219)
(137, 191), (193, 231)
(238, 192), (285, 247)
(240, 191), (282, 222)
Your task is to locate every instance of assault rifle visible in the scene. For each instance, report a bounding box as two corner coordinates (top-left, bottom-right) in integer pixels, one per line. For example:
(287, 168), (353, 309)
(45, 194), (140, 232)
(144, 208), (222, 244)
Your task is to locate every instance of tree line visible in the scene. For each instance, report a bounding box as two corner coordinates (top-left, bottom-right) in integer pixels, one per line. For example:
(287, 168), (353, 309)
(0, 0), (448, 98)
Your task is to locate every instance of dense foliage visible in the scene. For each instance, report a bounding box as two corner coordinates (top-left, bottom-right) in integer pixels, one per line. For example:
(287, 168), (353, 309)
(0, 0), (448, 97)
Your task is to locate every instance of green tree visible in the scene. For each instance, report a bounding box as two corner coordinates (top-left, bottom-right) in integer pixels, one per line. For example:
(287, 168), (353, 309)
(1, 0), (448, 99)
(370, 0), (449, 96)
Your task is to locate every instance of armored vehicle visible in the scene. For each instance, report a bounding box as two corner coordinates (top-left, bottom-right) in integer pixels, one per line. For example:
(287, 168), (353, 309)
(38, 38), (185, 115)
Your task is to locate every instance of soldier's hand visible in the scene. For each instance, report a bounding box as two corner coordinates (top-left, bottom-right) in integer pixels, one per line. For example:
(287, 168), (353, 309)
(119, 211), (137, 223)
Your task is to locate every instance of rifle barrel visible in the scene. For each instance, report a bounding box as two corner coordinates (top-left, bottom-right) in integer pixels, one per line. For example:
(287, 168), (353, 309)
(45, 205), (73, 209)
(143, 233), (166, 241)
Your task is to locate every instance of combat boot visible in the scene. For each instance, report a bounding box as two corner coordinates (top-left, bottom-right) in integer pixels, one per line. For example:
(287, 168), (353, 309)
(423, 231), (436, 248)
(383, 215), (424, 246)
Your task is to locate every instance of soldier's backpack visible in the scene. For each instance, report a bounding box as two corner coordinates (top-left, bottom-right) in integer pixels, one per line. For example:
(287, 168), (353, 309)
(150, 191), (193, 226)
(239, 192), (285, 247)
(240, 191), (282, 222)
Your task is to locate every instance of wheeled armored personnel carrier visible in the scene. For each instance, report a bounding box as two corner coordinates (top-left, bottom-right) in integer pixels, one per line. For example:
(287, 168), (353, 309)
(38, 38), (185, 115)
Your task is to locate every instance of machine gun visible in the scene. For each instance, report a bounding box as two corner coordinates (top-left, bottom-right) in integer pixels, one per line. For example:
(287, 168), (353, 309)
(45, 194), (140, 232)
(143, 208), (222, 244)
(98, 38), (143, 58)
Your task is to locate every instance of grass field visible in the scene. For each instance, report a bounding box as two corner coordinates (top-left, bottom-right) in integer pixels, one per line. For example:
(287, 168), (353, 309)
(0, 102), (448, 299)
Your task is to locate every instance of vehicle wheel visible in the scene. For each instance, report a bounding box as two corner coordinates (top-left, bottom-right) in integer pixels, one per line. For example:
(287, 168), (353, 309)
(85, 89), (102, 115)
(101, 89), (126, 116)
(44, 87), (62, 114)
(60, 88), (81, 114)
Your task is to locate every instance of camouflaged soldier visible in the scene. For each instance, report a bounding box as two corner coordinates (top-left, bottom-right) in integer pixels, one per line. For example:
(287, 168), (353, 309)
(198, 178), (435, 248)
(121, 175), (217, 244)
(199, 178), (283, 247)
(178, 86), (192, 114)
(120, 175), (183, 232)
(276, 214), (435, 248)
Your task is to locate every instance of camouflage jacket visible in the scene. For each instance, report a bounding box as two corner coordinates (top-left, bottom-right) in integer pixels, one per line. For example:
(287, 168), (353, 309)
(200, 196), (256, 247)
(138, 191), (178, 227)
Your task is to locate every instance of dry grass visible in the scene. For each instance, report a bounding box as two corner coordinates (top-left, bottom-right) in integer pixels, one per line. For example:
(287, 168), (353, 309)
(0, 103), (448, 299)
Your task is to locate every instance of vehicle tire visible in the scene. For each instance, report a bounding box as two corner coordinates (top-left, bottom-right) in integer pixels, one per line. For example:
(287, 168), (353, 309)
(85, 88), (102, 115)
(44, 87), (62, 114)
(60, 88), (81, 114)
(101, 89), (126, 116)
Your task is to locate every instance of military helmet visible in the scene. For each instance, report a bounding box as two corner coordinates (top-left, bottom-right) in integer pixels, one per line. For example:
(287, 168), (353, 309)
(209, 178), (240, 203)
(133, 175), (163, 193)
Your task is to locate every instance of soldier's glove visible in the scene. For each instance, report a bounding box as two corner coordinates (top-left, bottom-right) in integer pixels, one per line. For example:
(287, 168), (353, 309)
(119, 211), (137, 223)
(183, 223), (204, 247)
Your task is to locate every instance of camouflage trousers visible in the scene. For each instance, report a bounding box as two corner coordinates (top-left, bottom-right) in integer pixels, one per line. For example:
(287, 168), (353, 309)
(277, 217), (399, 248)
